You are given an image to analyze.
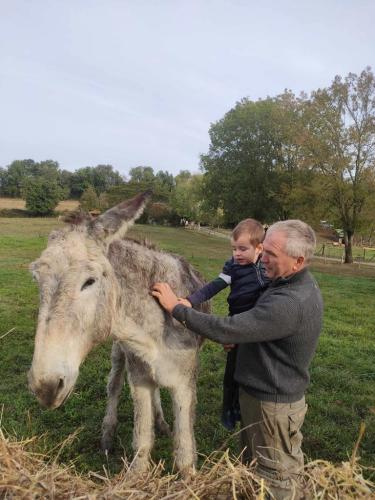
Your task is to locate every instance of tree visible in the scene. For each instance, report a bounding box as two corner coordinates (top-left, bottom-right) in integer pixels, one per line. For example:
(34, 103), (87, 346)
(264, 92), (331, 224)
(106, 166), (176, 207)
(355, 171), (375, 244)
(201, 98), (283, 225)
(129, 166), (155, 184)
(69, 167), (94, 198)
(0, 159), (36, 197)
(70, 165), (123, 198)
(98, 192), (110, 211)
(24, 178), (63, 215)
(80, 185), (100, 211)
(147, 202), (172, 224)
(170, 174), (205, 222)
(154, 170), (175, 195)
(91, 164), (124, 193)
(0, 167), (8, 195)
(174, 170), (192, 183)
(60, 169), (74, 197)
(301, 67), (375, 262)
(31, 160), (60, 182)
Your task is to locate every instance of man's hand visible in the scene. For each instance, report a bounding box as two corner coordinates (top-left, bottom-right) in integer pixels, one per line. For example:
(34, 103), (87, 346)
(177, 298), (192, 308)
(151, 283), (179, 313)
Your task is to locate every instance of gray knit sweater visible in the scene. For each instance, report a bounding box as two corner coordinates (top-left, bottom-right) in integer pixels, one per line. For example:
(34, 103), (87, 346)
(173, 267), (323, 403)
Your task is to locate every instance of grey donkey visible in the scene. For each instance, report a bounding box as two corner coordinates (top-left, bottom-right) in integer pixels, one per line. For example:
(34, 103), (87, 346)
(28, 191), (209, 474)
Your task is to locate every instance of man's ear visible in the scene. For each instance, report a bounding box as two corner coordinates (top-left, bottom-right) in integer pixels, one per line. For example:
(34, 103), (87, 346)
(293, 255), (305, 272)
(89, 190), (152, 243)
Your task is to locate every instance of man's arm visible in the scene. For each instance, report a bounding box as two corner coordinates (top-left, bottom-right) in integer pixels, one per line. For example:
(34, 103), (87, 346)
(172, 290), (300, 344)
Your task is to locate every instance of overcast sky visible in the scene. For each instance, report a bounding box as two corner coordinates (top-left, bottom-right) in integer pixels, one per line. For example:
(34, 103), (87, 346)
(1, 1), (374, 177)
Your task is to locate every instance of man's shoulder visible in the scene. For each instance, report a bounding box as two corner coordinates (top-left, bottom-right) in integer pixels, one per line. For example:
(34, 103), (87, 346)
(284, 269), (323, 313)
(266, 270), (319, 300)
(261, 272), (323, 327)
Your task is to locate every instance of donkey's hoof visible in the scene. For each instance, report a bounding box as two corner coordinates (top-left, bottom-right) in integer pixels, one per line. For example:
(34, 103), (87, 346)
(179, 465), (196, 481)
(126, 457), (149, 479)
(100, 434), (114, 454)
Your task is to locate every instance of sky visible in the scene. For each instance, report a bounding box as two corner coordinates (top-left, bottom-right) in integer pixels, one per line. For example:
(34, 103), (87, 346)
(0, 0), (374, 177)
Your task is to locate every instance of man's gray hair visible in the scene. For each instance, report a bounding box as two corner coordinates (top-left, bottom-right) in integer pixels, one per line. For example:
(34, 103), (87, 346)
(267, 220), (316, 262)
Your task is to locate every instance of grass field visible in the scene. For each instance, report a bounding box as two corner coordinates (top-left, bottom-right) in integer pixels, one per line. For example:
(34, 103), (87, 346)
(0, 218), (374, 477)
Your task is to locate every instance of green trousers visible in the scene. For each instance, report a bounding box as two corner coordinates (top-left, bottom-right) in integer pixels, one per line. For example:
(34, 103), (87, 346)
(239, 388), (307, 500)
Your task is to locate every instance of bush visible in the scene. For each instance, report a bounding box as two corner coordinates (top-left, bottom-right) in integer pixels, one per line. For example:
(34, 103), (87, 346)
(24, 179), (62, 216)
(79, 186), (100, 212)
(146, 202), (172, 224)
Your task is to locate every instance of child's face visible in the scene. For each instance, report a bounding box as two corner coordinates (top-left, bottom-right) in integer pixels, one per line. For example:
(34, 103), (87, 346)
(231, 233), (262, 265)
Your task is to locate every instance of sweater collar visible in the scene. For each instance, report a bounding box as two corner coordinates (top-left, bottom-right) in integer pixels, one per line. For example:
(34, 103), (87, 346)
(270, 267), (310, 287)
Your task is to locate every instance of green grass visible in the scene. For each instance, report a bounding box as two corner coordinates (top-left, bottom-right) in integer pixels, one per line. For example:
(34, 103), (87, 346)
(0, 219), (374, 475)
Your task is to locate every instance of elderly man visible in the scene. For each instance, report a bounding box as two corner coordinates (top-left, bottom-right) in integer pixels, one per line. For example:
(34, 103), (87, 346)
(152, 220), (323, 499)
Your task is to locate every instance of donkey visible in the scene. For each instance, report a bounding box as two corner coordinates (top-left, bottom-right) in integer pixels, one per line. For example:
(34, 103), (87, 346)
(28, 191), (209, 474)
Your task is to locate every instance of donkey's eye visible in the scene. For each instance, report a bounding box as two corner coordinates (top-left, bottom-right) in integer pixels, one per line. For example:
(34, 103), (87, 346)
(81, 278), (96, 291)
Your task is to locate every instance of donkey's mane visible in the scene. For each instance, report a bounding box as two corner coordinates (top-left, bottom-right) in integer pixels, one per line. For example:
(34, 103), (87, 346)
(63, 210), (93, 225)
(122, 237), (206, 283)
(62, 211), (206, 286)
(124, 236), (158, 251)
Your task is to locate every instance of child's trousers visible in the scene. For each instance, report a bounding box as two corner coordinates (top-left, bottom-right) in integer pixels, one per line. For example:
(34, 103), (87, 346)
(221, 346), (241, 430)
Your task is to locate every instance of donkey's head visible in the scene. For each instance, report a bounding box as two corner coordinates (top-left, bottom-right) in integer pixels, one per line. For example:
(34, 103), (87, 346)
(28, 191), (151, 409)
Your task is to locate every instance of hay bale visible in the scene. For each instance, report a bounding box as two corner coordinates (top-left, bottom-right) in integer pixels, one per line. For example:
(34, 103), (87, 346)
(1, 429), (374, 499)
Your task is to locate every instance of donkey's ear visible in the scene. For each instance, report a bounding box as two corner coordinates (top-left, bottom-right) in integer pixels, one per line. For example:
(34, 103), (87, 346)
(89, 190), (152, 242)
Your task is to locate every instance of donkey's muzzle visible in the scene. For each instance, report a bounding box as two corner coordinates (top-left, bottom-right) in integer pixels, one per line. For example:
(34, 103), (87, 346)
(28, 372), (66, 409)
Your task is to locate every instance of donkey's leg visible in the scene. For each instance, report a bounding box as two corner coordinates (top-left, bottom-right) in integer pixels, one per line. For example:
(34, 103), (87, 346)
(171, 381), (197, 475)
(153, 387), (171, 436)
(128, 381), (155, 472)
(101, 342), (126, 453)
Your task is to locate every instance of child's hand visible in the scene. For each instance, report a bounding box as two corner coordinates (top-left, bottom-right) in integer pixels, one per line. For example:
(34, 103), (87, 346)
(223, 344), (235, 352)
(177, 298), (192, 308)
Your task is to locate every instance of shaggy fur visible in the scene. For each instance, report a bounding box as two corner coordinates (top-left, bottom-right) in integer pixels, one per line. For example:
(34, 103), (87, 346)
(28, 192), (209, 474)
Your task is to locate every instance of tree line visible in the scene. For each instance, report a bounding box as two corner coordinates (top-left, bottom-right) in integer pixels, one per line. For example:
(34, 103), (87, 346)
(1, 68), (374, 263)
(0, 160), (124, 200)
(0, 159), (204, 226)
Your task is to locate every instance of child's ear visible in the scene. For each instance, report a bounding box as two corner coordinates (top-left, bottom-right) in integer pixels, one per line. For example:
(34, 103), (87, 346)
(257, 243), (264, 253)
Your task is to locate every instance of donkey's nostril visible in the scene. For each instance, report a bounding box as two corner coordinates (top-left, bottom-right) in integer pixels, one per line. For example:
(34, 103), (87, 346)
(58, 378), (64, 391)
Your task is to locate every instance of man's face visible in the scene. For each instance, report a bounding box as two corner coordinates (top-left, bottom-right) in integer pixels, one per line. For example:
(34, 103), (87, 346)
(261, 230), (304, 280)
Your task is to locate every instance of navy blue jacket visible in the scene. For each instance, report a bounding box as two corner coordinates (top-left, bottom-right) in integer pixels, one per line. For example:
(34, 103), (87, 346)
(187, 257), (269, 315)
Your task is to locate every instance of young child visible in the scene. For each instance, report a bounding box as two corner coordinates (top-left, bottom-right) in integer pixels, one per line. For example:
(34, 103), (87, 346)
(183, 218), (270, 430)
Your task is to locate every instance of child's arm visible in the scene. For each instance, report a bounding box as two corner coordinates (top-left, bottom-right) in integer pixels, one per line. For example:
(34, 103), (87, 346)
(187, 277), (228, 306)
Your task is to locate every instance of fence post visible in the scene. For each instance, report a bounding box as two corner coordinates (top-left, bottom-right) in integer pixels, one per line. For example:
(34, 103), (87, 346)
(322, 244), (326, 264)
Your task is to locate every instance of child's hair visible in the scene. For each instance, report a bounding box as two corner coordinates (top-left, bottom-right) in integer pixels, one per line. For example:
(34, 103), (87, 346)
(232, 218), (265, 246)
